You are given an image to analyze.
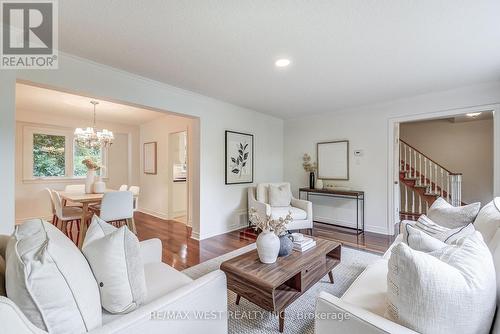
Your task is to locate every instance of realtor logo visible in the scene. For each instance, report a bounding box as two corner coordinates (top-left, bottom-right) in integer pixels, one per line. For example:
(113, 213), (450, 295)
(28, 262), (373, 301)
(1, 0), (58, 69)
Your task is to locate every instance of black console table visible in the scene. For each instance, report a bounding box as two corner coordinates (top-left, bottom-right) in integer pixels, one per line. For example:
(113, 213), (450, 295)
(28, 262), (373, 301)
(299, 188), (365, 235)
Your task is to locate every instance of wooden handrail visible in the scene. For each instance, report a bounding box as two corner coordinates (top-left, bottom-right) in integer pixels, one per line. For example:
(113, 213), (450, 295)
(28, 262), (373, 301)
(399, 139), (461, 175)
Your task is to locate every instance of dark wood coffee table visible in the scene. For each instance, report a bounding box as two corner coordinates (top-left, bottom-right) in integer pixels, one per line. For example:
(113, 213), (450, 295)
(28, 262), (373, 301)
(220, 237), (341, 332)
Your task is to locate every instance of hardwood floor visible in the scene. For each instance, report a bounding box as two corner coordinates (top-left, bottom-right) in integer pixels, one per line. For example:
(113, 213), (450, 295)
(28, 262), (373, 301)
(312, 222), (396, 254)
(134, 211), (395, 271)
(135, 211), (255, 270)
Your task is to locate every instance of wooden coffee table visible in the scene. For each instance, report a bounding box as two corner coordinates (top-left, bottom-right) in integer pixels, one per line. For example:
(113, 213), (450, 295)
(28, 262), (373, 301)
(220, 237), (341, 332)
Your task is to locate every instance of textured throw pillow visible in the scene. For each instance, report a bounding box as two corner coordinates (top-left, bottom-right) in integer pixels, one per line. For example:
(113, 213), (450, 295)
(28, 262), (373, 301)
(5, 219), (102, 333)
(403, 215), (475, 245)
(82, 215), (146, 314)
(0, 255), (5, 297)
(268, 184), (292, 207)
(402, 224), (447, 252)
(474, 199), (500, 248)
(387, 232), (496, 334)
(427, 197), (480, 228)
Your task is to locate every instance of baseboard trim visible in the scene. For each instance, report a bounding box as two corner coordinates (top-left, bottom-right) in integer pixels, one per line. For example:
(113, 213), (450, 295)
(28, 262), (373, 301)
(169, 210), (187, 220)
(197, 222), (248, 240)
(364, 225), (391, 235)
(136, 208), (169, 220)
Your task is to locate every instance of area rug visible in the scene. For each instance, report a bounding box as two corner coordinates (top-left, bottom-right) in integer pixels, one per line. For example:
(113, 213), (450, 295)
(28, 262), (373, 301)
(183, 244), (381, 334)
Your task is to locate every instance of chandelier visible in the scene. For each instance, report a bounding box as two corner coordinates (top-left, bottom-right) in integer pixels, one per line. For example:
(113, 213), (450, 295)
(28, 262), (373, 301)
(74, 101), (114, 148)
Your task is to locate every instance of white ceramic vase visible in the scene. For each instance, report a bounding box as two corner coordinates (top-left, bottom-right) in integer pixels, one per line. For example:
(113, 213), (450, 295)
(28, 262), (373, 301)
(85, 169), (96, 194)
(256, 230), (280, 264)
(315, 179), (324, 190)
(93, 177), (106, 194)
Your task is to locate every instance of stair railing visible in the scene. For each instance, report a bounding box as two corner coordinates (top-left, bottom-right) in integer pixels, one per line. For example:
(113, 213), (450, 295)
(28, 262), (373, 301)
(399, 139), (462, 206)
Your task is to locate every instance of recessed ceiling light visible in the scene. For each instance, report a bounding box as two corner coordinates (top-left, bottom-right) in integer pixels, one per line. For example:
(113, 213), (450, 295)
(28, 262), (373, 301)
(466, 112), (482, 118)
(275, 58), (291, 67)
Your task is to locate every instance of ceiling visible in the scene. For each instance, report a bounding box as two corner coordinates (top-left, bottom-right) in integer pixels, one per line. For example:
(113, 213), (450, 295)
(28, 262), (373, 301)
(16, 83), (164, 125)
(58, 1), (500, 119)
(404, 110), (493, 124)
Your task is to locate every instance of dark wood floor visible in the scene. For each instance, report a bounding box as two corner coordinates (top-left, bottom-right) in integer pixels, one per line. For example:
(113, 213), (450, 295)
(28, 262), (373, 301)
(135, 211), (395, 271)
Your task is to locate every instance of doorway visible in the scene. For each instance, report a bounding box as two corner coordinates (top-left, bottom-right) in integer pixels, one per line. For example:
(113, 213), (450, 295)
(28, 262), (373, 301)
(169, 130), (188, 224)
(387, 104), (500, 234)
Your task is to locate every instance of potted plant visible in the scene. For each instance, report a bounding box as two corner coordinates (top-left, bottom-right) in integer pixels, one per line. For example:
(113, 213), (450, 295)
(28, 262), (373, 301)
(82, 158), (101, 194)
(249, 208), (293, 263)
(302, 153), (317, 189)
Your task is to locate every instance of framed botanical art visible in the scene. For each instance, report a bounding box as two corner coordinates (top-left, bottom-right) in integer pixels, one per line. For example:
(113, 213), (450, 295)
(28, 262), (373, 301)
(143, 142), (157, 175)
(225, 130), (254, 184)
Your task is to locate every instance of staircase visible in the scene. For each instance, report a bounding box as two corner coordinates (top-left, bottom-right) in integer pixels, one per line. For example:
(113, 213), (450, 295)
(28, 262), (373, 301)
(399, 139), (462, 221)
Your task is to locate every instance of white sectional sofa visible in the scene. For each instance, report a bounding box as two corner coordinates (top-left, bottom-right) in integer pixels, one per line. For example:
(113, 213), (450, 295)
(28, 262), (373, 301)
(0, 235), (228, 334)
(315, 199), (500, 334)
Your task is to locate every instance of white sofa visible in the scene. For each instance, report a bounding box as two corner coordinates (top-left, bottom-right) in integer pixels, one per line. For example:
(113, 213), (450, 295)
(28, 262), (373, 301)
(0, 235), (228, 334)
(315, 200), (500, 334)
(248, 182), (313, 232)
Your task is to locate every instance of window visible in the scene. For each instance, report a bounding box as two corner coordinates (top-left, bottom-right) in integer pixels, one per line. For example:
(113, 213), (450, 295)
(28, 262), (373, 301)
(32, 133), (66, 177)
(73, 141), (102, 177)
(23, 125), (108, 181)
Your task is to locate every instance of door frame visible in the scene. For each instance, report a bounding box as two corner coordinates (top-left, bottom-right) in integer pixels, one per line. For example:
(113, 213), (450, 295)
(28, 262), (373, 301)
(387, 103), (500, 235)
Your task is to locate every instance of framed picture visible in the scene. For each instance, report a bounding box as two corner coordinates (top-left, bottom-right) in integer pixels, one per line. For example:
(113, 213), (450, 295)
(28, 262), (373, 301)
(317, 140), (349, 180)
(143, 142), (157, 175)
(225, 130), (254, 184)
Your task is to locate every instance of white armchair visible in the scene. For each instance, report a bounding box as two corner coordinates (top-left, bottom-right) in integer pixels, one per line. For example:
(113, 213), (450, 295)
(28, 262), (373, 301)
(248, 182), (313, 233)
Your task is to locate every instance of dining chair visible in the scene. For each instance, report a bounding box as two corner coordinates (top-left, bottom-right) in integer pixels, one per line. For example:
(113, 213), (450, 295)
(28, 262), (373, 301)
(51, 190), (84, 244)
(63, 184), (85, 207)
(46, 188), (57, 226)
(99, 191), (136, 234)
(128, 186), (140, 211)
(119, 184), (128, 191)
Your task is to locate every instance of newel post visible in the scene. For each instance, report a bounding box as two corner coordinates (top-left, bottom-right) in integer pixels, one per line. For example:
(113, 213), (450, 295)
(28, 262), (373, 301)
(449, 173), (462, 206)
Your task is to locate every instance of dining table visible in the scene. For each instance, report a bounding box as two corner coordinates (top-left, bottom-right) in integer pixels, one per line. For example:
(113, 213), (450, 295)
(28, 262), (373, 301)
(58, 189), (136, 248)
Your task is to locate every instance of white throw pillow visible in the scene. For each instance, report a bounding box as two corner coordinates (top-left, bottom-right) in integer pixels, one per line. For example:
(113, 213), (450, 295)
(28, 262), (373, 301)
(402, 224), (447, 252)
(387, 232), (496, 334)
(474, 199), (500, 247)
(427, 197), (480, 228)
(5, 219), (102, 333)
(268, 184), (292, 207)
(0, 255), (5, 297)
(403, 215), (475, 246)
(82, 215), (147, 314)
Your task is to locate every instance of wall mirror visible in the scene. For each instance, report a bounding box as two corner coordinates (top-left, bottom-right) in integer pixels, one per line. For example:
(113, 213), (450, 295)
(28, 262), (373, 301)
(317, 140), (349, 180)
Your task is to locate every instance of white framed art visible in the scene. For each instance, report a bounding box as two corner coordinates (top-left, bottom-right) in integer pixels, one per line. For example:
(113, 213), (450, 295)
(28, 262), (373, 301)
(225, 130), (254, 184)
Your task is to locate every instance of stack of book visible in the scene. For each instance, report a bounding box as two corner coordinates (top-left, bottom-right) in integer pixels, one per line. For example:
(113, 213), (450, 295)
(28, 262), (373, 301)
(293, 237), (316, 252)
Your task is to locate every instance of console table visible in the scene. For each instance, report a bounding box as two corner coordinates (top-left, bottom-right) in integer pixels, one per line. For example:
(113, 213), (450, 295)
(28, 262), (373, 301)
(299, 188), (365, 234)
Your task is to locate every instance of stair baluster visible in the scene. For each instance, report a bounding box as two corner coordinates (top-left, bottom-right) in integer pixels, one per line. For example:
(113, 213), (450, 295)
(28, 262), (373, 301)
(399, 139), (463, 220)
(413, 149), (417, 180)
(424, 157), (427, 187)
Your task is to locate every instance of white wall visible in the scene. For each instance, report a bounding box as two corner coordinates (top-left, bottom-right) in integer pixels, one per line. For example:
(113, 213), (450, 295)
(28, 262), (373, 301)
(138, 115), (191, 220)
(400, 118), (493, 205)
(2, 53), (284, 239)
(15, 109), (140, 222)
(0, 73), (16, 234)
(284, 81), (500, 235)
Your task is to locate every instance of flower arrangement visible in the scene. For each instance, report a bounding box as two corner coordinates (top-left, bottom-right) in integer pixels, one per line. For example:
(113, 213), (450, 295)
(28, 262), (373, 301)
(249, 208), (293, 236)
(302, 153), (317, 173)
(82, 158), (101, 171)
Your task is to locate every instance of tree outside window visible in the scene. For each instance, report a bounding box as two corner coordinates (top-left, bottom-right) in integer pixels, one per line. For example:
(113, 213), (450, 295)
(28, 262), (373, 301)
(33, 134), (66, 177)
(73, 141), (102, 177)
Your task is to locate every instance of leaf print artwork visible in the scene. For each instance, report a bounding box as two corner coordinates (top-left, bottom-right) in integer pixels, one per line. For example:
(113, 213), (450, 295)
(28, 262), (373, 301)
(231, 141), (249, 177)
(225, 131), (253, 184)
